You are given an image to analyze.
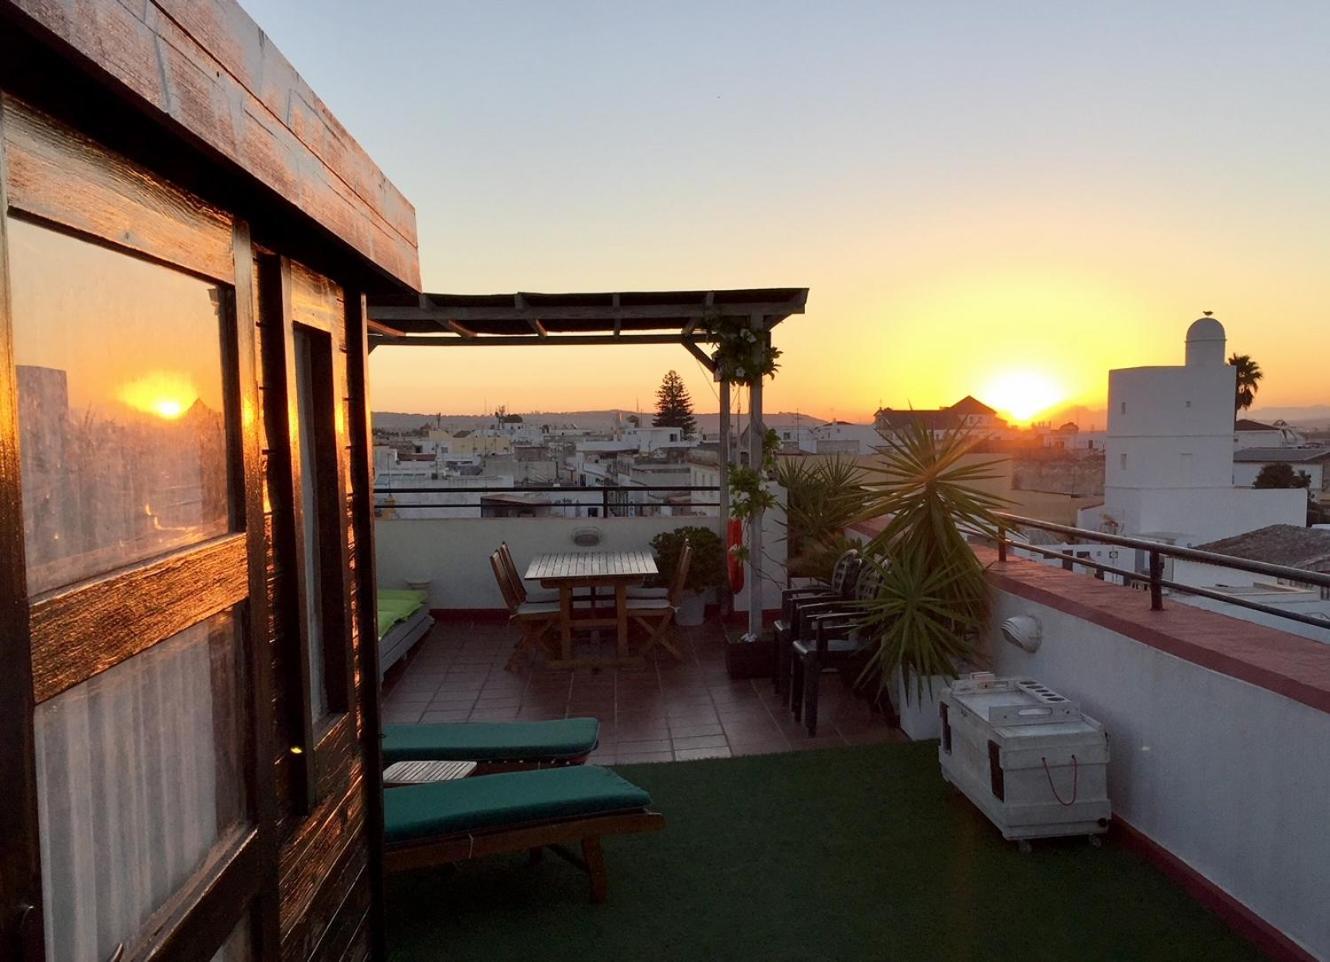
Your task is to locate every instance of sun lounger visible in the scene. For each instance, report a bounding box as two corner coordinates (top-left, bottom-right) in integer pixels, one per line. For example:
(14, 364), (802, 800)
(382, 717), (600, 774)
(383, 765), (664, 902)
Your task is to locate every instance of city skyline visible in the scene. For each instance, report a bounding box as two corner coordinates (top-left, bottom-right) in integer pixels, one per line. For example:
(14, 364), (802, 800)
(246, 1), (1328, 422)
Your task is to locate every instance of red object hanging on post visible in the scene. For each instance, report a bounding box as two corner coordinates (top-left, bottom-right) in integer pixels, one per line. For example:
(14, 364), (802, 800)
(727, 518), (745, 593)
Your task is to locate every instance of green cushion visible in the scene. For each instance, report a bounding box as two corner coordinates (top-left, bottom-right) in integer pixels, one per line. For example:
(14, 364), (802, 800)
(384, 765), (650, 843)
(382, 718), (600, 764)
(376, 592), (427, 639)
(379, 588), (428, 608)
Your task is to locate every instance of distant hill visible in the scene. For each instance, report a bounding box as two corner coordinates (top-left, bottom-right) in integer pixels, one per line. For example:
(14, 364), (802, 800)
(372, 409), (842, 433)
(1247, 405), (1330, 431)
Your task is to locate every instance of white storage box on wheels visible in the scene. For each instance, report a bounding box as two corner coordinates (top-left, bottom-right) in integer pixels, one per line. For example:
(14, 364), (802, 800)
(939, 673), (1110, 848)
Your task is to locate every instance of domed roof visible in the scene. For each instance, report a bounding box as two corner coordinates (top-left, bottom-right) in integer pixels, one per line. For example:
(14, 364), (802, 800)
(1186, 315), (1225, 342)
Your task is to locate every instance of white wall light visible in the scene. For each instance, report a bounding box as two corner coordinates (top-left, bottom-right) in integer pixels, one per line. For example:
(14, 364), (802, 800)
(1001, 615), (1042, 653)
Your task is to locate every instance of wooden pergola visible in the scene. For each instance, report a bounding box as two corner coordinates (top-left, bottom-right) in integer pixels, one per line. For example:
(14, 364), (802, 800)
(365, 287), (809, 635)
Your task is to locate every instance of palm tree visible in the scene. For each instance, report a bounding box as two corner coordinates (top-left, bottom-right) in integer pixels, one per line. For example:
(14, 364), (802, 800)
(1229, 353), (1263, 414)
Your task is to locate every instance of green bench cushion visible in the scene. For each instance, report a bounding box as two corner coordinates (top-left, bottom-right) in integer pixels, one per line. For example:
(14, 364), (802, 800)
(381, 718), (600, 764)
(384, 765), (650, 844)
(376, 590), (428, 639)
(379, 588), (428, 608)
(376, 607), (402, 639)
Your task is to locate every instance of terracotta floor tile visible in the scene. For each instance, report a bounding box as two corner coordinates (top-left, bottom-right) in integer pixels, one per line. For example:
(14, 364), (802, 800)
(615, 738), (672, 754)
(467, 708), (521, 721)
(675, 746), (732, 760)
(615, 751), (675, 765)
(419, 709), (471, 724)
(668, 728), (725, 745)
(384, 622), (901, 751)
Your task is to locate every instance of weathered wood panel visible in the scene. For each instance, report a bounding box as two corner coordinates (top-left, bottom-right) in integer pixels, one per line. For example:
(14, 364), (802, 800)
(278, 768), (365, 941)
(29, 534), (249, 703)
(3, 0), (421, 289)
(2, 96), (235, 281)
(232, 221), (283, 955)
(150, 0), (417, 248)
(283, 840), (370, 962)
(0, 92), (45, 959)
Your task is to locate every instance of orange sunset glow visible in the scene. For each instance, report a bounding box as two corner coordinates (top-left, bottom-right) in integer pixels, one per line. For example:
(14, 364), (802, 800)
(251, 2), (1326, 425)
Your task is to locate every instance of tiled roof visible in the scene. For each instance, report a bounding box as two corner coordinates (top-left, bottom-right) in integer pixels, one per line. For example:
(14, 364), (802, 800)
(1233, 447), (1330, 463)
(948, 395), (997, 416)
(1195, 524), (1330, 572)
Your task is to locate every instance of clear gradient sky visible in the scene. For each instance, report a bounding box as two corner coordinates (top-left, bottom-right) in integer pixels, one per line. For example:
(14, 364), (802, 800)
(243, 1), (1328, 423)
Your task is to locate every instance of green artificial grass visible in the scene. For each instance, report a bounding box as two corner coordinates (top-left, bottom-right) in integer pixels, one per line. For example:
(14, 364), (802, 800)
(386, 741), (1265, 962)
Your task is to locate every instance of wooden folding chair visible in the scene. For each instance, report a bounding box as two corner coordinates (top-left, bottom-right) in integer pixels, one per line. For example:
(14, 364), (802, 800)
(491, 550), (559, 670)
(626, 541), (690, 661)
(498, 541), (553, 604)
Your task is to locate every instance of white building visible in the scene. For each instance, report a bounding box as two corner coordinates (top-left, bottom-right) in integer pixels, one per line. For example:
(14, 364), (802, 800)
(1043, 422), (1107, 452)
(1233, 448), (1330, 504)
(1077, 316), (1305, 545)
(1234, 418), (1305, 449)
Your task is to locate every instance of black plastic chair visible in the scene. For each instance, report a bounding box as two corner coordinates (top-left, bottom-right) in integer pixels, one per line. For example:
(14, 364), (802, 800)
(790, 562), (886, 736)
(773, 549), (861, 696)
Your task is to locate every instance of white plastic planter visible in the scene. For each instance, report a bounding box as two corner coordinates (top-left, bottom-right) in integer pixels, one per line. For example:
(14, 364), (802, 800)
(676, 591), (706, 627)
(894, 672), (947, 741)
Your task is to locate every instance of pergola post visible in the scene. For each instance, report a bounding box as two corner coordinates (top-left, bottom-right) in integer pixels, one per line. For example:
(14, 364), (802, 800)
(747, 313), (766, 639)
(717, 376), (730, 539)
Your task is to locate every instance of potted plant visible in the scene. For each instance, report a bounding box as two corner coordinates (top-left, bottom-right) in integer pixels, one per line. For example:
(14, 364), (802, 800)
(722, 429), (787, 676)
(774, 454), (868, 581)
(649, 525), (725, 626)
(856, 421), (1008, 739)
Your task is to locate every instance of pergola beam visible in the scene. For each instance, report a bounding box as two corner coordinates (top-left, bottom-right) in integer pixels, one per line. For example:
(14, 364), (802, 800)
(368, 303), (798, 324)
(367, 333), (717, 348)
(681, 339), (717, 373)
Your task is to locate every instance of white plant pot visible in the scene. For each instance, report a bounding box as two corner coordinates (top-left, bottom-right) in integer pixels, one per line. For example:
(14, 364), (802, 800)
(676, 591), (706, 627)
(894, 672), (949, 741)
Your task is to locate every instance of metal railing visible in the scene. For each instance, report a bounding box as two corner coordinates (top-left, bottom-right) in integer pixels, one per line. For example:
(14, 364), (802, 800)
(374, 483), (720, 517)
(995, 512), (1330, 632)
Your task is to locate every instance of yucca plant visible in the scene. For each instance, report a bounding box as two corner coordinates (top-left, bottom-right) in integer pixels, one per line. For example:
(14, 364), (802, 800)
(775, 454), (868, 579)
(855, 420), (1009, 702)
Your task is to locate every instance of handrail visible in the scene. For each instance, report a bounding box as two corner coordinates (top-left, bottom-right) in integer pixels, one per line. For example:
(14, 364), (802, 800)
(375, 485), (717, 494)
(373, 483), (721, 514)
(994, 512), (1330, 589)
(993, 511), (1330, 632)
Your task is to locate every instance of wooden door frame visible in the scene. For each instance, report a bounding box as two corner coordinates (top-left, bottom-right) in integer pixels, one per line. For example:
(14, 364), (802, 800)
(0, 96), (281, 962)
(0, 92), (44, 962)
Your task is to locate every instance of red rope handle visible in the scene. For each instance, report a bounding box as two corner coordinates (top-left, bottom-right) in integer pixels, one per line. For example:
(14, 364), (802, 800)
(1041, 754), (1079, 807)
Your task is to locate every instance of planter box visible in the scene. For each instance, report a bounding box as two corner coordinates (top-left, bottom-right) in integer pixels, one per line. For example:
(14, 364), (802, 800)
(725, 635), (775, 679)
(894, 672), (949, 741)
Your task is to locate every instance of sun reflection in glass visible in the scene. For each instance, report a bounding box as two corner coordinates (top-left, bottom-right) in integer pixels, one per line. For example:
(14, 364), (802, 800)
(118, 372), (198, 420)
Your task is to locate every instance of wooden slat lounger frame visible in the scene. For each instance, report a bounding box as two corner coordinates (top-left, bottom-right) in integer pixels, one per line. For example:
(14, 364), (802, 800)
(384, 809), (665, 903)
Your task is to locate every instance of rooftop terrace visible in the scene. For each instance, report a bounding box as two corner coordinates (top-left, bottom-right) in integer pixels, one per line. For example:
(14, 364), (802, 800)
(385, 741), (1266, 962)
(382, 621), (902, 763)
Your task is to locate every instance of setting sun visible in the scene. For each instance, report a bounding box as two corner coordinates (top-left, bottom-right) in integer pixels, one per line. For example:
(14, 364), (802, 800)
(981, 370), (1064, 424)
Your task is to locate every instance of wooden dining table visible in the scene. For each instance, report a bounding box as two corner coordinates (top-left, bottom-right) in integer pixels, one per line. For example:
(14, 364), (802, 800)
(525, 550), (658, 668)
